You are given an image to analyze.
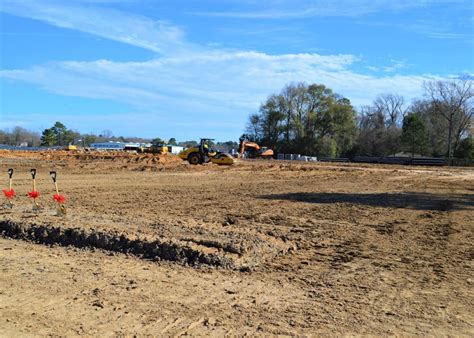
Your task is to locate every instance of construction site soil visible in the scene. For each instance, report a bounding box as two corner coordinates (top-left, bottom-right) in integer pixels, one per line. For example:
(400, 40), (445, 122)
(0, 150), (473, 335)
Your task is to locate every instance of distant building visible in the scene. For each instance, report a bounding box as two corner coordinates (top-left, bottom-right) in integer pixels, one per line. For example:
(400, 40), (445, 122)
(90, 142), (125, 151)
(90, 142), (151, 152)
(167, 145), (184, 154)
(123, 143), (142, 151)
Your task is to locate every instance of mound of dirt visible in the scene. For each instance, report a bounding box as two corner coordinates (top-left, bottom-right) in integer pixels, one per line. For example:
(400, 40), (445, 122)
(42, 151), (182, 165)
(0, 150), (185, 171)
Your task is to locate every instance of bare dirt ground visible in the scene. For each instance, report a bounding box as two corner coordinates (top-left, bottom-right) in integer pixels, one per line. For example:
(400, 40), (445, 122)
(0, 150), (473, 336)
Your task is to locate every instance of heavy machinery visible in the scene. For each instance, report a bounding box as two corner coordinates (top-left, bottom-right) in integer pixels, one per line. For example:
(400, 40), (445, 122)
(239, 141), (274, 159)
(178, 138), (234, 165)
(141, 143), (168, 154)
(63, 145), (78, 151)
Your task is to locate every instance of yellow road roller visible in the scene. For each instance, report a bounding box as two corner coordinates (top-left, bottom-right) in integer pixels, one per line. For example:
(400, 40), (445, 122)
(178, 138), (234, 165)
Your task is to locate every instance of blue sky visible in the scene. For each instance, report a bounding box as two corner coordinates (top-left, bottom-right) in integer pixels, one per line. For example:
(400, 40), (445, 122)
(0, 0), (473, 141)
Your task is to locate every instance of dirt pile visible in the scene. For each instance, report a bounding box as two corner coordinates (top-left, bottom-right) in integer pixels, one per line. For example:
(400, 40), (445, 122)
(0, 150), (185, 171)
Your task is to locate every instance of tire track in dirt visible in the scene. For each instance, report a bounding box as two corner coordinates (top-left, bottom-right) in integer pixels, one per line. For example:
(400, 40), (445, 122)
(0, 220), (235, 268)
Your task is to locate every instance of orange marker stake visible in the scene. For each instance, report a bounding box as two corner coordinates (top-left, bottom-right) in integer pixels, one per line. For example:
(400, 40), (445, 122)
(2, 169), (15, 209)
(50, 171), (67, 216)
(28, 169), (42, 212)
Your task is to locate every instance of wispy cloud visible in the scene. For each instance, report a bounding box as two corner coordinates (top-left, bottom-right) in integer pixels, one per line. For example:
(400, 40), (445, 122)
(0, 0), (444, 107)
(0, 0), (456, 138)
(0, 0), (189, 54)
(407, 22), (473, 41)
(355, 18), (474, 42)
(192, 0), (462, 19)
(383, 59), (410, 73)
(0, 51), (438, 114)
(192, 0), (473, 43)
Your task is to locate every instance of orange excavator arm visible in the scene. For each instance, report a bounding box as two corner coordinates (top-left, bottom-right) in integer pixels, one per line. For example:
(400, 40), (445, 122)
(260, 148), (274, 157)
(239, 141), (261, 157)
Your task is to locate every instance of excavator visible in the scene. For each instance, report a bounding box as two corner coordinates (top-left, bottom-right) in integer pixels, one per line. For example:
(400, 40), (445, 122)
(178, 138), (234, 165)
(239, 140), (274, 159)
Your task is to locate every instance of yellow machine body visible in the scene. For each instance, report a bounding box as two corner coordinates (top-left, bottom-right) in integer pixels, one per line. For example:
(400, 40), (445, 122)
(178, 139), (234, 165)
(209, 152), (234, 165)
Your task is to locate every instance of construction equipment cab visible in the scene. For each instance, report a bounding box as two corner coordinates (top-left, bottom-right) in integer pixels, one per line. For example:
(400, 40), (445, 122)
(178, 138), (234, 165)
(239, 140), (274, 159)
(141, 142), (168, 154)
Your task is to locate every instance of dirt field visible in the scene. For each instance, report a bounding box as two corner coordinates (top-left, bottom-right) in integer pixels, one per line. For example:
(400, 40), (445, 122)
(0, 151), (473, 335)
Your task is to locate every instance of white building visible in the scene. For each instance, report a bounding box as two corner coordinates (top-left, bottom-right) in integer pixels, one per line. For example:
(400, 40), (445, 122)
(167, 146), (184, 154)
(90, 142), (125, 151)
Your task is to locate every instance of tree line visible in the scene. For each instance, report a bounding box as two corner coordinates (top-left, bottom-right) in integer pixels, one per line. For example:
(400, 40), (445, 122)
(243, 79), (473, 164)
(2, 79), (472, 163)
(0, 122), (161, 147)
(0, 122), (239, 152)
(0, 126), (41, 147)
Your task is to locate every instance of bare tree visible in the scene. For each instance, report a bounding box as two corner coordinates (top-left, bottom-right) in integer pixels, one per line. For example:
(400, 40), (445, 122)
(424, 79), (473, 165)
(0, 127), (41, 146)
(357, 94), (406, 156)
(100, 130), (114, 139)
(374, 93), (407, 127)
(409, 99), (447, 156)
(357, 105), (386, 156)
(245, 113), (262, 141)
(280, 83), (305, 144)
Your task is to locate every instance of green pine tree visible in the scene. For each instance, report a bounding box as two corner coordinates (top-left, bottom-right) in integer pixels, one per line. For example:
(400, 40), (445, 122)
(401, 114), (427, 156)
(51, 121), (68, 146)
(40, 128), (56, 146)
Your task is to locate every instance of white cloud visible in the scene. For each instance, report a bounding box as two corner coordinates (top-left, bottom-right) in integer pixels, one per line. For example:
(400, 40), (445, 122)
(0, 0), (189, 54)
(0, 51), (438, 113)
(0, 0), (453, 139)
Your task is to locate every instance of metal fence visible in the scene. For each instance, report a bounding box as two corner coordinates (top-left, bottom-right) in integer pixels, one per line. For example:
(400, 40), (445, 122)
(353, 156), (446, 166)
(277, 154), (318, 162)
(276, 153), (451, 166)
(0, 144), (57, 151)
